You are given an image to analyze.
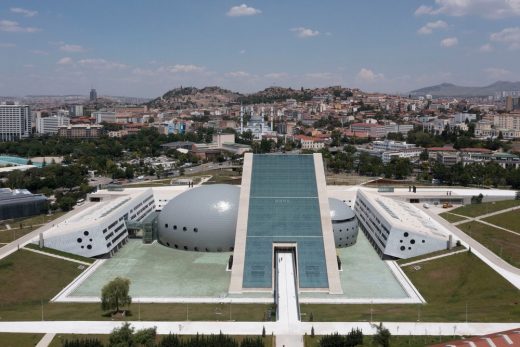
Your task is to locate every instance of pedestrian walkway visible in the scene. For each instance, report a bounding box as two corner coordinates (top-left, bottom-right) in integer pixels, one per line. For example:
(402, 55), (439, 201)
(22, 247), (92, 266)
(399, 249), (468, 267)
(36, 333), (55, 347)
(478, 219), (520, 237)
(453, 205), (520, 226)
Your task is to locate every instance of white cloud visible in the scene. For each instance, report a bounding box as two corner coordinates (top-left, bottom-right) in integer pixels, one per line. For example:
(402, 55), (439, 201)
(417, 20), (448, 35)
(484, 67), (510, 79)
(291, 27), (320, 38)
(490, 27), (520, 49)
(162, 64), (205, 73)
(415, 0), (520, 19)
(0, 20), (40, 33)
(239, 49), (246, 54)
(10, 7), (38, 17)
(357, 68), (384, 82)
(0, 43), (16, 48)
(479, 43), (494, 52)
(57, 57), (73, 65)
(30, 49), (48, 55)
(60, 44), (85, 52)
(264, 72), (289, 79)
(227, 71), (251, 78)
(440, 37), (458, 47)
(415, 5), (434, 15)
(227, 4), (261, 17)
(78, 58), (128, 69)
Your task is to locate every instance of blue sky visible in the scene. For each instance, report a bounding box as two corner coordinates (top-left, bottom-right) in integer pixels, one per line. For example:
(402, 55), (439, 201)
(1, 0), (520, 97)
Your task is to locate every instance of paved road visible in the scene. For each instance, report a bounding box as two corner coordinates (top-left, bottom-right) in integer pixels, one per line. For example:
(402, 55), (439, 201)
(0, 321), (519, 337)
(36, 333), (55, 347)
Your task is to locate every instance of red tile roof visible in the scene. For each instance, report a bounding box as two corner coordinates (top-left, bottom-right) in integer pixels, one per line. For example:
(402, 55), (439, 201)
(428, 328), (520, 347)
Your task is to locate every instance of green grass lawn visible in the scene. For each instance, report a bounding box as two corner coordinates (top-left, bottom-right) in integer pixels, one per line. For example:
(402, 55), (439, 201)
(396, 246), (465, 265)
(482, 209), (520, 233)
(457, 221), (520, 268)
(448, 200), (520, 218)
(0, 249), (270, 322)
(200, 169), (242, 185)
(439, 212), (468, 223)
(49, 334), (273, 347)
(0, 212), (66, 245)
(0, 333), (44, 347)
(24, 243), (95, 264)
(304, 335), (466, 347)
(301, 252), (520, 322)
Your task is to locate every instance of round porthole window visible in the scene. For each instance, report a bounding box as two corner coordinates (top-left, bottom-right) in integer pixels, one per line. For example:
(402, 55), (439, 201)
(193, 228), (198, 232)
(183, 227), (187, 231)
(84, 231), (89, 236)
(400, 246), (405, 251)
(87, 245), (92, 250)
(77, 238), (82, 243)
(411, 239), (416, 244)
(404, 232), (409, 237)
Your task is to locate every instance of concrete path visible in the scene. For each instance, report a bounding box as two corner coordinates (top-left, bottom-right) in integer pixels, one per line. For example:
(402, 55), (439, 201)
(36, 333), (55, 347)
(22, 247), (92, 266)
(478, 219), (520, 237)
(399, 249), (468, 267)
(0, 321), (519, 337)
(453, 205), (520, 226)
(276, 252), (303, 347)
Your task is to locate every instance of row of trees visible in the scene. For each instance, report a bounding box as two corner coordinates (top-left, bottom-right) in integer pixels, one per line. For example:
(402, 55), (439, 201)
(317, 324), (390, 347)
(62, 324), (265, 347)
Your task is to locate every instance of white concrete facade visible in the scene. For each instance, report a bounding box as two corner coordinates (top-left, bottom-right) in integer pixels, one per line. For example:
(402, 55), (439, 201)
(42, 189), (155, 258)
(354, 190), (450, 259)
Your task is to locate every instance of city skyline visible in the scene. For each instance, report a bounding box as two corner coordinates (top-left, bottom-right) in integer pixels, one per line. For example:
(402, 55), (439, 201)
(1, 0), (520, 97)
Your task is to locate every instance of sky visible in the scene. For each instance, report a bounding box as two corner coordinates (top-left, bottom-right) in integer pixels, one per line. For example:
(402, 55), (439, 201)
(1, 0), (520, 97)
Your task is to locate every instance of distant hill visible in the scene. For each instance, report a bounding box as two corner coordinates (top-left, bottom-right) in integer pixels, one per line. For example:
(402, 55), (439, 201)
(147, 86), (242, 109)
(148, 86), (354, 109)
(410, 81), (520, 98)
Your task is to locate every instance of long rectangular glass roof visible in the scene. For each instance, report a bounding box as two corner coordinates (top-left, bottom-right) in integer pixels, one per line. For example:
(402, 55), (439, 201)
(242, 154), (329, 289)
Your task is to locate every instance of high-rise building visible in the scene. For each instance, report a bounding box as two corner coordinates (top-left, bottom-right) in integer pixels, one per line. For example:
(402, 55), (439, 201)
(0, 104), (31, 141)
(90, 88), (97, 102)
(68, 104), (84, 117)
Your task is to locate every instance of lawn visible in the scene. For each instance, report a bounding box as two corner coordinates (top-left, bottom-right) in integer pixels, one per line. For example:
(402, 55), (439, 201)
(49, 334), (273, 347)
(304, 335), (466, 347)
(482, 209), (520, 233)
(439, 212), (468, 223)
(457, 221), (520, 268)
(0, 212), (66, 245)
(448, 200), (520, 218)
(0, 333), (43, 347)
(25, 243), (95, 264)
(396, 245), (465, 265)
(301, 252), (520, 322)
(200, 169), (242, 185)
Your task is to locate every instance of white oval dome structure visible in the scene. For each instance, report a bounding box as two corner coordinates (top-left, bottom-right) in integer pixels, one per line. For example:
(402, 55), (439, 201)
(329, 198), (358, 248)
(157, 184), (240, 252)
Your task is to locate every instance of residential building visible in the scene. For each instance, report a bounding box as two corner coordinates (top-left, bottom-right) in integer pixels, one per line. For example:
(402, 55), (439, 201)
(68, 104), (84, 117)
(350, 123), (386, 138)
(92, 111), (116, 124)
(90, 88), (97, 102)
(0, 104), (31, 141)
(58, 124), (103, 138)
(36, 114), (70, 135)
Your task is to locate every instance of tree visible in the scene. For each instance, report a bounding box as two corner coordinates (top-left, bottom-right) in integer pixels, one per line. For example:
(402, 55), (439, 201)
(101, 277), (132, 314)
(109, 322), (135, 347)
(373, 322), (391, 347)
(134, 327), (157, 347)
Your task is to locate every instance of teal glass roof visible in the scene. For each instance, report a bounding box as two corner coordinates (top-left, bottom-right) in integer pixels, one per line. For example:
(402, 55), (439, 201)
(242, 154), (329, 289)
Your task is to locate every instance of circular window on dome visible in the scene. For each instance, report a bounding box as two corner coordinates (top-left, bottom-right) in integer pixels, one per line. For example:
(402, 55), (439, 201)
(404, 232), (409, 237)
(194, 247), (199, 251)
(193, 228), (198, 233)
(400, 246), (405, 251)
(183, 227), (187, 231)
(84, 231), (89, 236)
(87, 245), (92, 250)
(411, 239), (415, 244)
(173, 225), (177, 230)
(165, 223), (168, 228)
(77, 238), (82, 243)
(183, 246), (188, 250)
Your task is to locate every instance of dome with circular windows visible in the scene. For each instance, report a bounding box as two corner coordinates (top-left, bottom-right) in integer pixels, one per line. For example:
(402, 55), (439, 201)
(329, 198), (358, 248)
(157, 184), (240, 252)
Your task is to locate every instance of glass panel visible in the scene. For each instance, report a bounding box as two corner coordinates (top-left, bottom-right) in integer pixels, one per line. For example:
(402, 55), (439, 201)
(243, 154), (329, 289)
